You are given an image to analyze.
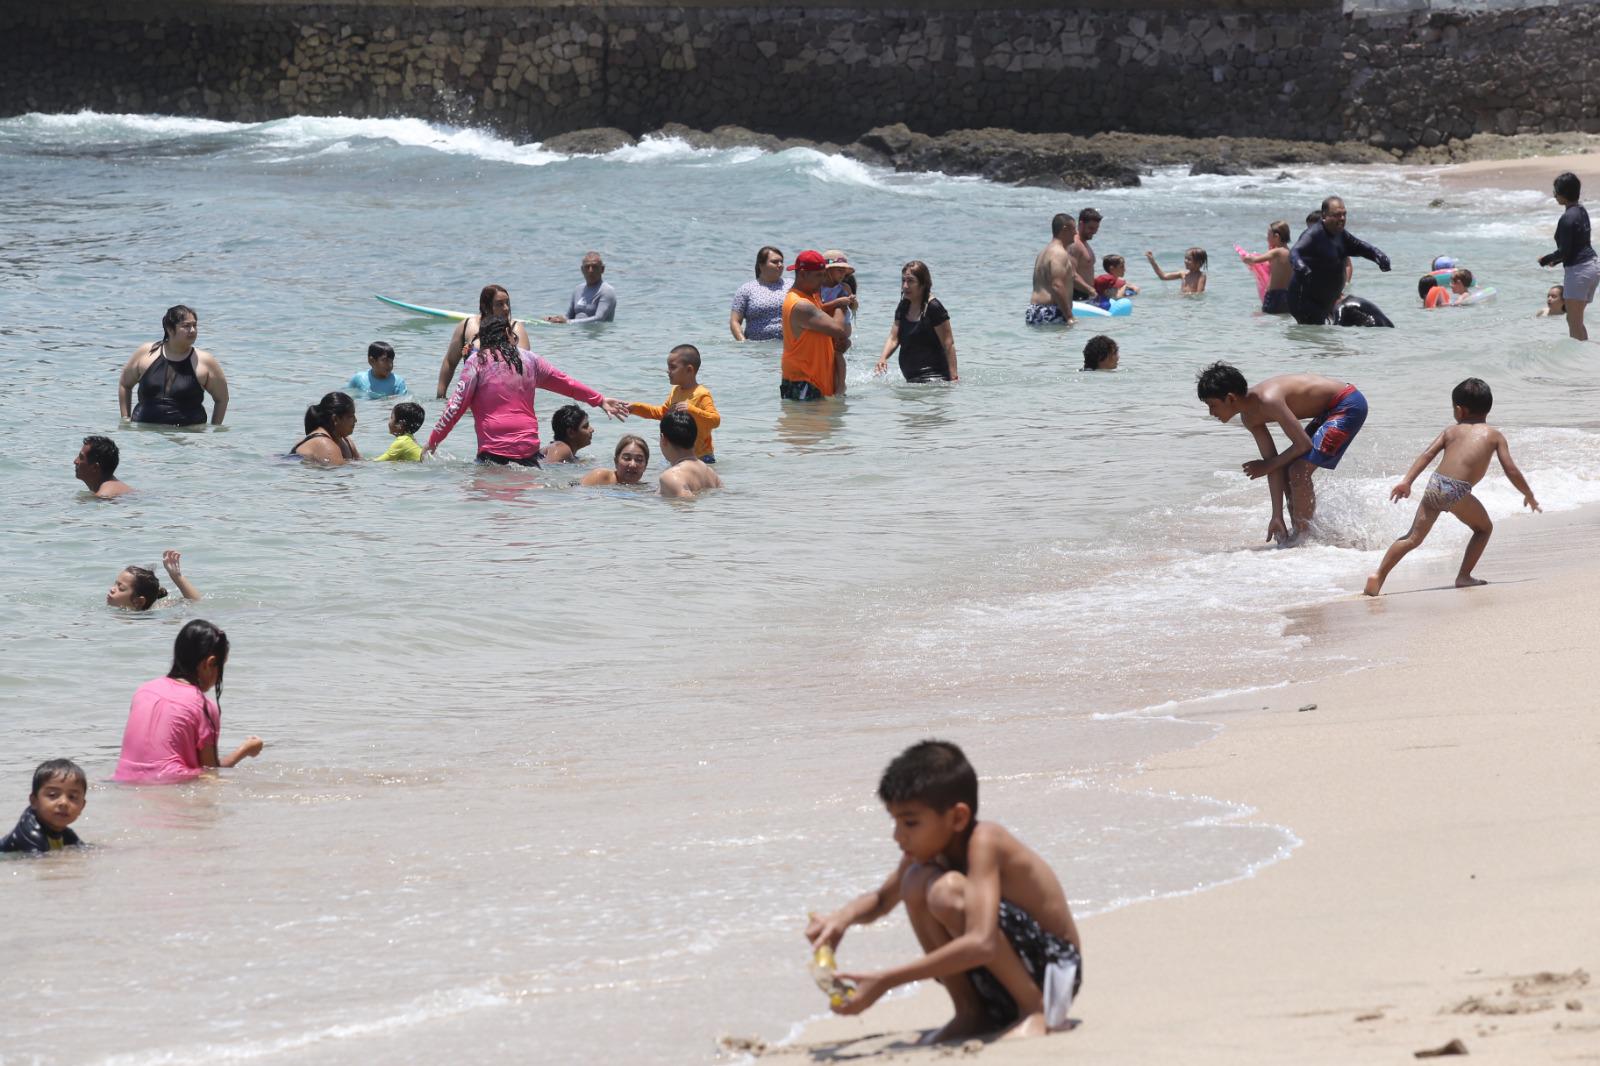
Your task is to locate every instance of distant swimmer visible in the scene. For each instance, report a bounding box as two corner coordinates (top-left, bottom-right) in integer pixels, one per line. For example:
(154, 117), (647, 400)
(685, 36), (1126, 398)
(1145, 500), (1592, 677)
(1288, 197), (1391, 325)
(657, 409), (723, 499)
(1145, 247), (1208, 294)
(1365, 377), (1539, 597)
(730, 246), (791, 342)
(118, 305), (229, 426)
(1240, 221), (1293, 314)
(436, 285), (530, 398)
(348, 341), (407, 396)
(74, 435), (131, 498)
(1026, 214), (1077, 325)
(780, 250), (852, 401)
(545, 251), (617, 324)
(1196, 362), (1369, 545)
(1537, 171), (1597, 341)
(581, 434), (651, 486)
(107, 550), (201, 611)
(1069, 207), (1101, 300)
(1081, 335), (1118, 371)
(290, 392), (360, 465)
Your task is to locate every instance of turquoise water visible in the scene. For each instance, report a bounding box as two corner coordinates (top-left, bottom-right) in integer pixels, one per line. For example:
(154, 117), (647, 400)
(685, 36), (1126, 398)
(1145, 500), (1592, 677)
(2, 112), (1597, 1064)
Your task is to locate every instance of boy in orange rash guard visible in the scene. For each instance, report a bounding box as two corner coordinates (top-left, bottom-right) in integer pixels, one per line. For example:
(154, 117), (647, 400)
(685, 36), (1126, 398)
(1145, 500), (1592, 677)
(628, 344), (721, 462)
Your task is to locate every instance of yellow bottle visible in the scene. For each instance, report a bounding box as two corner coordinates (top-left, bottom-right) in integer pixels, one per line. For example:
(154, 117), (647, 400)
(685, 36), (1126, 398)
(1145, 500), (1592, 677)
(810, 945), (857, 1009)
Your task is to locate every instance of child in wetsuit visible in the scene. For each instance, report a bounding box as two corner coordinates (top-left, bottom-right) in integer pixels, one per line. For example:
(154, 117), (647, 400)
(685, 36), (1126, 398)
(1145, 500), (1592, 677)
(1364, 378), (1540, 597)
(1, 759), (87, 853)
(374, 401), (426, 462)
(805, 740), (1082, 1041)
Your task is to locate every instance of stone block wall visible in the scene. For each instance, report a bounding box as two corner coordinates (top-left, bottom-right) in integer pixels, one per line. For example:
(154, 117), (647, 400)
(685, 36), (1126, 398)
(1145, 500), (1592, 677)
(0, 0), (1594, 149)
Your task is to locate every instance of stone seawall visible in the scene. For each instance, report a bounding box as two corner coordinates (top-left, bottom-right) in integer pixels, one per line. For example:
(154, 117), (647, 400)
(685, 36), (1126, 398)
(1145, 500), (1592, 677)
(2, 0), (1596, 150)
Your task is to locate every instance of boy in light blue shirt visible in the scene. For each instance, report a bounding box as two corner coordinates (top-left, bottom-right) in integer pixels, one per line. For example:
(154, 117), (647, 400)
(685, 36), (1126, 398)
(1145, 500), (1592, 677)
(348, 341), (407, 396)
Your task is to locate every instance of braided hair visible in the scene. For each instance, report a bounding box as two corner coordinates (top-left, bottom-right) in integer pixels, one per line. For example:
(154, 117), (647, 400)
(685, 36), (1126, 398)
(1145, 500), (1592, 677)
(476, 315), (523, 375)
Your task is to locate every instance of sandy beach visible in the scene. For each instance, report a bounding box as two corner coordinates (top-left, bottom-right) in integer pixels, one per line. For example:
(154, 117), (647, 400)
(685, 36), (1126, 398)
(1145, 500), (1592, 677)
(1439, 150), (1600, 193)
(769, 500), (1600, 1064)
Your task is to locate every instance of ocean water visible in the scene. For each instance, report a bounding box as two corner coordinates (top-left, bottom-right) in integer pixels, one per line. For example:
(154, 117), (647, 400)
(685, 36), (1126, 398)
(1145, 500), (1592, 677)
(3, 111), (1599, 1064)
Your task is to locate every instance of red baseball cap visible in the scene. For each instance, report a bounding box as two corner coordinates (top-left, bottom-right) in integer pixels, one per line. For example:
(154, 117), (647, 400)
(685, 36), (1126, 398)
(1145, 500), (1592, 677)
(787, 250), (827, 272)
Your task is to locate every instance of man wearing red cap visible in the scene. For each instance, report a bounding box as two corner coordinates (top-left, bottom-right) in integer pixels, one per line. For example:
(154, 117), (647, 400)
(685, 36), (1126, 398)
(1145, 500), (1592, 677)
(780, 249), (853, 400)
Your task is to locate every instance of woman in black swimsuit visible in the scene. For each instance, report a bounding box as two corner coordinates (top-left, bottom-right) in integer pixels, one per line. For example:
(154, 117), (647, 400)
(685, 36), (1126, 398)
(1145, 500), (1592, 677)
(117, 305), (229, 426)
(873, 260), (958, 383)
(290, 392), (360, 466)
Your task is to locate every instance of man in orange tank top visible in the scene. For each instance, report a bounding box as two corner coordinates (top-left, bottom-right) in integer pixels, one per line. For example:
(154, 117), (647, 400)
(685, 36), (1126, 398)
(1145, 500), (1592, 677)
(780, 250), (853, 400)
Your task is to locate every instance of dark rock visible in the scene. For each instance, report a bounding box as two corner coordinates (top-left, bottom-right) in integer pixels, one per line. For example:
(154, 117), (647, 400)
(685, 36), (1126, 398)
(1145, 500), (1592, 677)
(1190, 155), (1251, 176)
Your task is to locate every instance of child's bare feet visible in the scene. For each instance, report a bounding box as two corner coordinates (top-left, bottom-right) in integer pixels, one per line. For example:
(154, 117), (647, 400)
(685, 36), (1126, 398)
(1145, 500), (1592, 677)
(1456, 575), (1488, 588)
(921, 1011), (989, 1045)
(1000, 1011), (1049, 1040)
(1363, 574), (1383, 597)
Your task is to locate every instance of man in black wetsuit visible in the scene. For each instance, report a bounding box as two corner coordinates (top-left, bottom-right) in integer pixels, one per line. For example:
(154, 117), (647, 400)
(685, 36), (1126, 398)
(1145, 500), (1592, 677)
(1288, 197), (1392, 325)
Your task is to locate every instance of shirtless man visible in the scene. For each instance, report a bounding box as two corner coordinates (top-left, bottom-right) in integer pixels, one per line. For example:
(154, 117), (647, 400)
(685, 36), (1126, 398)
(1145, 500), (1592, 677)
(1069, 208), (1101, 300)
(1025, 214), (1077, 326)
(657, 409), (722, 499)
(1195, 362), (1370, 543)
(74, 435), (132, 498)
(436, 284), (531, 397)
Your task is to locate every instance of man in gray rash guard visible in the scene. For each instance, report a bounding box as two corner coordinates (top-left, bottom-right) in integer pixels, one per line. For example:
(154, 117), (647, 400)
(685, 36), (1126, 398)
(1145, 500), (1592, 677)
(1288, 196), (1391, 325)
(545, 251), (617, 324)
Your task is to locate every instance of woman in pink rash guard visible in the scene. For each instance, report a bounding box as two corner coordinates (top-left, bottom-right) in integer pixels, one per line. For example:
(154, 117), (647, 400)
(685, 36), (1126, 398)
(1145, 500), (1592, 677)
(113, 619), (264, 783)
(426, 315), (628, 464)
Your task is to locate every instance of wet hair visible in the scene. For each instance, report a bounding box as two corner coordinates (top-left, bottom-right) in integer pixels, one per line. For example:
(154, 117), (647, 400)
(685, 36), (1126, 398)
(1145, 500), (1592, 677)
(551, 404), (587, 445)
(1078, 207), (1102, 224)
(31, 758), (87, 798)
(670, 343), (702, 370)
(478, 284), (509, 317)
(159, 304), (197, 344)
(475, 315), (523, 375)
(901, 259), (932, 310)
(1319, 195), (1344, 215)
(391, 401), (425, 436)
(367, 341), (395, 362)
(1186, 247), (1209, 270)
(1101, 254), (1125, 272)
(1269, 220), (1291, 245)
(1554, 171), (1581, 202)
(1305, 211), (1323, 227)
(168, 619), (229, 723)
(1083, 334), (1118, 370)
(755, 245), (783, 277)
(660, 408), (698, 450)
(1452, 377), (1493, 416)
(1452, 268), (1474, 289)
(877, 740), (978, 816)
(1418, 274), (1440, 301)
(82, 435), (119, 477)
(614, 433), (650, 463)
(124, 565), (168, 611)
(1196, 361), (1248, 401)
(304, 391), (356, 435)
(1550, 283), (1566, 300)
(1051, 212), (1075, 238)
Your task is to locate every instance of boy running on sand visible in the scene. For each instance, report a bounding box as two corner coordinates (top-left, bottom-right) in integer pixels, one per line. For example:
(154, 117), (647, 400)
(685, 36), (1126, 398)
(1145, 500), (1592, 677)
(806, 740), (1081, 1043)
(1364, 378), (1539, 596)
(1196, 362), (1369, 544)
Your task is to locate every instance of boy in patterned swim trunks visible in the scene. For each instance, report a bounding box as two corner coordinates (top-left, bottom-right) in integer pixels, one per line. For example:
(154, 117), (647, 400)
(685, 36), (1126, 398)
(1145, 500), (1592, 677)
(1364, 378), (1540, 596)
(805, 741), (1082, 1043)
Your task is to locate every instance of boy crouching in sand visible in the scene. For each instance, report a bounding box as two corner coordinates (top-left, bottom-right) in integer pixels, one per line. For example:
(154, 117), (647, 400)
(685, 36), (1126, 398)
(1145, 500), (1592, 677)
(806, 740), (1081, 1043)
(1364, 378), (1539, 596)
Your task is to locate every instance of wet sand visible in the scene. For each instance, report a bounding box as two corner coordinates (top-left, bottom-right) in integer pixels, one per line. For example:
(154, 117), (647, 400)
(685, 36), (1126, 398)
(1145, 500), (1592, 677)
(1439, 151), (1600, 193)
(768, 503), (1600, 1063)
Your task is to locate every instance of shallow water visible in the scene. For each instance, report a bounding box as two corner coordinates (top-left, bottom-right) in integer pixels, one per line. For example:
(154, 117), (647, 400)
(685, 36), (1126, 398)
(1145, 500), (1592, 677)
(3, 111), (1598, 1064)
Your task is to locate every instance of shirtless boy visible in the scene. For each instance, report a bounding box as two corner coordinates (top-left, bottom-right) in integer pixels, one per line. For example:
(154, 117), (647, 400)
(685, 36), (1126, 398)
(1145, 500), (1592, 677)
(807, 740), (1081, 1042)
(1241, 221), (1294, 314)
(74, 435), (132, 498)
(1070, 208), (1101, 300)
(1026, 214), (1077, 326)
(657, 409), (722, 499)
(1364, 378), (1539, 596)
(1196, 363), (1369, 543)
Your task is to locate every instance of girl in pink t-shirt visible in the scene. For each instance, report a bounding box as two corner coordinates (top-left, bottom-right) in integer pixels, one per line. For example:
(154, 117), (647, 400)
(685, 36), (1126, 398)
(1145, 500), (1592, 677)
(113, 620), (264, 784)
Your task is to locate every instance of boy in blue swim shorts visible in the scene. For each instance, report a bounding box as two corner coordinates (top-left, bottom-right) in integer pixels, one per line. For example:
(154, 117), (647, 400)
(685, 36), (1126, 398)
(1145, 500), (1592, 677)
(1196, 362), (1369, 545)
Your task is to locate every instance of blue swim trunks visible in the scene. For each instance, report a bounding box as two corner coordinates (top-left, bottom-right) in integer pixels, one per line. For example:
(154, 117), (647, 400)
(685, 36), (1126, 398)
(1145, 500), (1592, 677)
(1024, 303), (1067, 326)
(1303, 384), (1367, 470)
(1262, 289), (1290, 315)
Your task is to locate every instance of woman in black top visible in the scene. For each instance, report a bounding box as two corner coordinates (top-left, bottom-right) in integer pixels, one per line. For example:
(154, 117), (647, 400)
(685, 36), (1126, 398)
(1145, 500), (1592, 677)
(874, 260), (957, 383)
(1538, 170), (1598, 341)
(117, 305), (230, 425)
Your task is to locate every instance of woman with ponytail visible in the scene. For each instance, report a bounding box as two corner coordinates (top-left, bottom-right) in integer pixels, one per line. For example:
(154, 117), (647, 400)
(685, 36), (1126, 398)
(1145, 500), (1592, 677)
(113, 620), (264, 782)
(290, 391), (360, 465)
(117, 304), (229, 425)
(426, 315), (628, 465)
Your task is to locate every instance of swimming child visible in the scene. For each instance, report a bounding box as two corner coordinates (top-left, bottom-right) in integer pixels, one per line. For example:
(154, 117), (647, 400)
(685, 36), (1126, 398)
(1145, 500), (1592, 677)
(1196, 362), (1369, 544)
(374, 401), (426, 462)
(1081, 335), (1119, 370)
(1537, 284), (1567, 318)
(348, 341), (407, 397)
(657, 409), (723, 499)
(805, 740), (1082, 1042)
(1363, 378), (1539, 597)
(112, 619), (264, 783)
(1091, 254), (1138, 307)
(107, 549), (201, 611)
(74, 435), (131, 498)
(1240, 221), (1293, 314)
(1144, 247), (1208, 293)
(1, 759), (87, 853)
(539, 404), (594, 464)
(1425, 268), (1473, 308)
(627, 344), (722, 463)
(580, 434), (651, 486)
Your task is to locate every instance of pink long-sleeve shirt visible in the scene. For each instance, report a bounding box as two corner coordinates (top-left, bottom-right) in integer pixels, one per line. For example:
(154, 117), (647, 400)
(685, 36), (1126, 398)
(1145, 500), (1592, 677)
(427, 349), (604, 460)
